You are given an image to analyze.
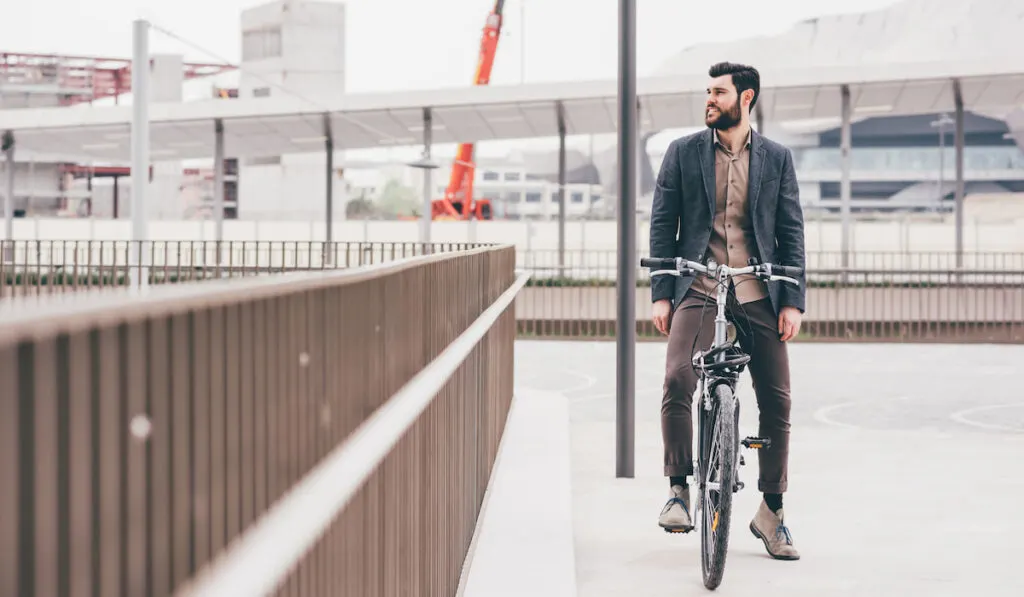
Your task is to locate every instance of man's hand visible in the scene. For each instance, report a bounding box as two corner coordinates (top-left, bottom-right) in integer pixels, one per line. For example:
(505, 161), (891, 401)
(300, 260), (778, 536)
(778, 306), (802, 342)
(653, 299), (672, 336)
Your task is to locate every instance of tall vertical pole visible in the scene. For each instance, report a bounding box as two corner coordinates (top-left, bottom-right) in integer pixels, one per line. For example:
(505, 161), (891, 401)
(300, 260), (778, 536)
(324, 113), (334, 265)
(839, 84), (852, 269)
(520, 0), (527, 84)
(556, 101), (567, 272)
(616, 0), (636, 479)
(4, 134), (13, 243)
(131, 19), (150, 292)
(420, 107), (433, 251)
(953, 79), (965, 269)
(214, 118), (225, 243)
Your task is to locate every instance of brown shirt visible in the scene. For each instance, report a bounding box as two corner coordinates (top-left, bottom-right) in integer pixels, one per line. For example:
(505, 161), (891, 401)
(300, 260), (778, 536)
(692, 129), (768, 304)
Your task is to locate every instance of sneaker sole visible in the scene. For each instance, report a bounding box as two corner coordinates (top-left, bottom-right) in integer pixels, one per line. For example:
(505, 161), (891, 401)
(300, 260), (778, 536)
(749, 522), (800, 560)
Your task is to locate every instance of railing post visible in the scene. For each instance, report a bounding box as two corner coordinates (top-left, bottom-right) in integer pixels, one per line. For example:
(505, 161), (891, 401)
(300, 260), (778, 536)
(130, 19), (150, 292)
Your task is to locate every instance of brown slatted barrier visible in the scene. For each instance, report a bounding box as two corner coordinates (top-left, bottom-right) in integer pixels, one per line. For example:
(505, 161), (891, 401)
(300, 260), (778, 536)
(0, 244), (520, 597)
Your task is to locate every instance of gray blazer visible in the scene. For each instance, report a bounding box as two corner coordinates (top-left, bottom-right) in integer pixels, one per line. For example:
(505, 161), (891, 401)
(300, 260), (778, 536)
(649, 127), (806, 315)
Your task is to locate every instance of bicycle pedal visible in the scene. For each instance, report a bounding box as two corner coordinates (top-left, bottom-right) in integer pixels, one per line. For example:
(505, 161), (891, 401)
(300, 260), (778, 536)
(734, 481), (744, 493)
(741, 437), (771, 449)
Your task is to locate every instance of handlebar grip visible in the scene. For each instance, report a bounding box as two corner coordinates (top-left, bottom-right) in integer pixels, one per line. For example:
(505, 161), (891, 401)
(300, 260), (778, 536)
(640, 257), (677, 269)
(773, 265), (804, 278)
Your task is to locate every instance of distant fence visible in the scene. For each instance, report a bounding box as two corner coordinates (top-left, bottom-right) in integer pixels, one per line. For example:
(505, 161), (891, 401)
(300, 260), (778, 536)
(516, 250), (1024, 343)
(4, 241), (1022, 342)
(0, 245), (523, 596)
(0, 240), (485, 298)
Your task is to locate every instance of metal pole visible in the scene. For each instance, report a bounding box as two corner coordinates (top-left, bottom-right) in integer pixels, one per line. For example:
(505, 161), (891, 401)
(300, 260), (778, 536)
(616, 0), (636, 479)
(131, 19), (150, 292)
(520, 0), (526, 84)
(4, 139), (13, 241)
(213, 118), (224, 243)
(953, 79), (965, 269)
(839, 84), (852, 269)
(324, 114), (334, 265)
(3, 135), (13, 263)
(556, 101), (567, 272)
(420, 107), (433, 251)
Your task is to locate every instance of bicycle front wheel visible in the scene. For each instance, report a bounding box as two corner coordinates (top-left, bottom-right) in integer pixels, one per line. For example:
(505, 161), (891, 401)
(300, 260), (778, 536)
(699, 382), (736, 590)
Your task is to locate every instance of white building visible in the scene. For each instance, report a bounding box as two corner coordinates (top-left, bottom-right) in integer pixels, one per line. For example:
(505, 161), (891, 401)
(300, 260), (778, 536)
(236, 0), (349, 221)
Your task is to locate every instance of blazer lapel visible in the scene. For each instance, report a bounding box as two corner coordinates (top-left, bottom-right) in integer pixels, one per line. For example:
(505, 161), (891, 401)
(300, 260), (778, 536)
(697, 129), (716, 214)
(748, 129), (766, 215)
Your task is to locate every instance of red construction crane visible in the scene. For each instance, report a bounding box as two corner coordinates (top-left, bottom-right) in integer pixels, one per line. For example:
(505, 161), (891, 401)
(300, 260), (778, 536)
(431, 0), (506, 221)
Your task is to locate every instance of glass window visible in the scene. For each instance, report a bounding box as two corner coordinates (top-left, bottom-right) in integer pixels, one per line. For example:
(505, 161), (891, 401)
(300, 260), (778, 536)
(525, 192), (542, 203)
(242, 27), (282, 61)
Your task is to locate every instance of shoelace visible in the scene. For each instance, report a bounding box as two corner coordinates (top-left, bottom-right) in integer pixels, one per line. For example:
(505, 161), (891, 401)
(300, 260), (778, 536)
(665, 496), (690, 515)
(775, 524), (793, 545)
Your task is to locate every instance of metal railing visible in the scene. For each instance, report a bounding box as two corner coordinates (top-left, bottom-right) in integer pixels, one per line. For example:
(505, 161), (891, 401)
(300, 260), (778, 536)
(513, 250), (1024, 343)
(0, 244), (523, 596)
(0, 240), (487, 298)
(4, 241), (1022, 342)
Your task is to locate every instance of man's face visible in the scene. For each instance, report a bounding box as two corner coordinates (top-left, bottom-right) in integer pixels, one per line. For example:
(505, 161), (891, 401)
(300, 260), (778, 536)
(705, 74), (744, 130)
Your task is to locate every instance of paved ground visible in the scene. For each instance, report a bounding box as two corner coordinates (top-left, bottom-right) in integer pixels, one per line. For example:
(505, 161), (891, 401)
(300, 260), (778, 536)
(514, 340), (1024, 596)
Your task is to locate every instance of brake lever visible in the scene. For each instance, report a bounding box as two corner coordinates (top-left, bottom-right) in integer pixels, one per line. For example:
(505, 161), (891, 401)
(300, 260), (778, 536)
(768, 274), (800, 286)
(650, 268), (695, 278)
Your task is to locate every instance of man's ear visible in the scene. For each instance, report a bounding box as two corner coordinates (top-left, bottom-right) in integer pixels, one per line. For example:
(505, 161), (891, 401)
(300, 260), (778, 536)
(742, 89), (755, 110)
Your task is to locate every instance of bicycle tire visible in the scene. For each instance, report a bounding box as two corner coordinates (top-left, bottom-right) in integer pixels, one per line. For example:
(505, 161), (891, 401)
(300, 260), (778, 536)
(699, 382), (736, 590)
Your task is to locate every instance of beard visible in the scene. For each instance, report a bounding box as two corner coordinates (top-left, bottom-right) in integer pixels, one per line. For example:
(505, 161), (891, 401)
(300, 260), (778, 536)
(705, 101), (742, 130)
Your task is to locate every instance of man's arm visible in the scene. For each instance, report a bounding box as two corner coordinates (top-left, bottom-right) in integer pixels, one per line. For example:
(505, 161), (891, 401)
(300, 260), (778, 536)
(649, 141), (682, 305)
(775, 148), (806, 313)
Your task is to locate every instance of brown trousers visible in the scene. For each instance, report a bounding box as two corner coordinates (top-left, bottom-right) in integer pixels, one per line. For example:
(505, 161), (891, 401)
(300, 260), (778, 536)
(662, 288), (791, 493)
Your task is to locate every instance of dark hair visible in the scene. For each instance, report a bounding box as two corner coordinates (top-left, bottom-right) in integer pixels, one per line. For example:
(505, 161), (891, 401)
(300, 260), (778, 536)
(708, 62), (760, 112)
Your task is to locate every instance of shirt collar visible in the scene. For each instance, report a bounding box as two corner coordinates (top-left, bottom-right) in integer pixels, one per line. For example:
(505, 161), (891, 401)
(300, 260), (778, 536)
(713, 127), (752, 150)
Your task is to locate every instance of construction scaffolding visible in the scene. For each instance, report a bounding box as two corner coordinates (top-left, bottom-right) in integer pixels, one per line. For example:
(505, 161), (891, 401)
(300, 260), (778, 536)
(0, 51), (234, 108)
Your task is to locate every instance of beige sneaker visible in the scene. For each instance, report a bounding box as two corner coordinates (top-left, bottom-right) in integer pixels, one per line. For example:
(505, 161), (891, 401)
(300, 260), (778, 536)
(658, 485), (693, 533)
(749, 500), (800, 560)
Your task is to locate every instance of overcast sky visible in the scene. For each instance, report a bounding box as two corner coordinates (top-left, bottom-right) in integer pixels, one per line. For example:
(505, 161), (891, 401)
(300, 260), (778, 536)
(5, 0), (900, 91)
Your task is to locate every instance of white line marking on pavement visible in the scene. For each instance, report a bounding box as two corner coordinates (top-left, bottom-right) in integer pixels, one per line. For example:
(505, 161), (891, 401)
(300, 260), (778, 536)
(812, 396), (909, 430)
(949, 403), (1024, 433)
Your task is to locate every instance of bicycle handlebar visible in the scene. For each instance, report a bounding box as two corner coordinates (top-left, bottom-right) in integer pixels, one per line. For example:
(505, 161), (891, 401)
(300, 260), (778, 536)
(639, 256), (803, 286)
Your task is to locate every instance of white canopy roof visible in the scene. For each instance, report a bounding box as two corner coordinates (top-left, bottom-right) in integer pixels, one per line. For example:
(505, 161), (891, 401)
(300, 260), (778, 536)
(1, 58), (1022, 163)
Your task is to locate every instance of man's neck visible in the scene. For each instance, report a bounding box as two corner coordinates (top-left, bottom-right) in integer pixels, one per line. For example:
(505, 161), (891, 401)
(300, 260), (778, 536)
(715, 121), (751, 154)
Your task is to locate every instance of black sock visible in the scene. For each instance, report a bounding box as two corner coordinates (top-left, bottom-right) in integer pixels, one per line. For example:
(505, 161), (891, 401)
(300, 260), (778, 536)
(670, 476), (688, 488)
(764, 493), (783, 512)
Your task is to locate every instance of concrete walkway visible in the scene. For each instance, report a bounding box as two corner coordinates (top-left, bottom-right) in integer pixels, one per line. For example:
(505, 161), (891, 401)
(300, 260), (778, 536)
(515, 340), (1024, 596)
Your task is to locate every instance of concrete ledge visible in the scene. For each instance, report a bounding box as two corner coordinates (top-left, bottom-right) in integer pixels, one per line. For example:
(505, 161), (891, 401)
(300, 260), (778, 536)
(458, 389), (577, 597)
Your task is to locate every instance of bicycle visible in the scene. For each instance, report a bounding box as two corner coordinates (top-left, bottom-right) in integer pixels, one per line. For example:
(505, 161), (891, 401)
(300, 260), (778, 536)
(639, 255), (803, 590)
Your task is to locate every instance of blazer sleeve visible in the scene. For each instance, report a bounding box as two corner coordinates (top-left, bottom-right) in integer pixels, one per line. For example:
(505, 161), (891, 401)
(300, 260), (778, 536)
(775, 148), (807, 313)
(649, 140), (682, 304)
